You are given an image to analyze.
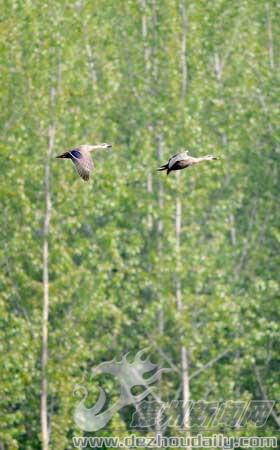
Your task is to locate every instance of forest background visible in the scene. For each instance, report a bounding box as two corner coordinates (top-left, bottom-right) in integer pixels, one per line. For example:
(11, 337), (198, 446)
(0, 0), (279, 449)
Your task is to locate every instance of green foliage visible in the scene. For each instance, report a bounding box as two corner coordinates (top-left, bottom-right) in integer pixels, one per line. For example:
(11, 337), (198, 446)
(0, 0), (279, 448)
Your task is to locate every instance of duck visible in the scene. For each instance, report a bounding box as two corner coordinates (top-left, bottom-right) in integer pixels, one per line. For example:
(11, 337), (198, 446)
(157, 151), (218, 175)
(56, 143), (112, 181)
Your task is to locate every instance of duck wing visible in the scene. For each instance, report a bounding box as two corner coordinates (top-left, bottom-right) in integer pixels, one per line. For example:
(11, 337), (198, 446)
(69, 149), (94, 181)
(168, 152), (189, 169)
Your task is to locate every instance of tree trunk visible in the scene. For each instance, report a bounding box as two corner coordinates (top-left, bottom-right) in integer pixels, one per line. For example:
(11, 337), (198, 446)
(140, 0), (154, 232)
(175, 173), (191, 431)
(266, 3), (274, 70)
(41, 120), (55, 450)
(157, 134), (164, 254)
(156, 133), (164, 436)
(177, 0), (191, 437)
(180, 1), (188, 98)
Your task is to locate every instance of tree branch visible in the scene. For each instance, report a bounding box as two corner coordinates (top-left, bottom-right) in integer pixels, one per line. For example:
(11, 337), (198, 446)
(189, 349), (230, 380)
(254, 366), (280, 428)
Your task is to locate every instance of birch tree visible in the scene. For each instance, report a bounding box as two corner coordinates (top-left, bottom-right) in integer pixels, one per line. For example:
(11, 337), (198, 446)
(41, 94), (56, 450)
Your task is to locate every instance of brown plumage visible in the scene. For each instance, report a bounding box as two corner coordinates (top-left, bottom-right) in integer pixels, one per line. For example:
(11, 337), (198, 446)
(56, 143), (112, 181)
(158, 151), (218, 175)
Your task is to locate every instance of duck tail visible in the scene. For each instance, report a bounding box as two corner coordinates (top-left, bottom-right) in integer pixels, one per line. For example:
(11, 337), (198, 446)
(157, 164), (171, 175)
(157, 163), (168, 172)
(56, 152), (70, 159)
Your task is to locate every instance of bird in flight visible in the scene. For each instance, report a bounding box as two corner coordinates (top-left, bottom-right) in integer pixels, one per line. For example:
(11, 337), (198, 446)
(56, 143), (112, 181)
(157, 151), (218, 175)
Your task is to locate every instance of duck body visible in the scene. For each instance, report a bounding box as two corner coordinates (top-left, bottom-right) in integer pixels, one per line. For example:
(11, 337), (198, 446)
(158, 151), (217, 175)
(56, 143), (111, 181)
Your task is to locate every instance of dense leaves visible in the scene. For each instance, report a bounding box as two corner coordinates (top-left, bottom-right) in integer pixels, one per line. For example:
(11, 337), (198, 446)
(0, 0), (279, 449)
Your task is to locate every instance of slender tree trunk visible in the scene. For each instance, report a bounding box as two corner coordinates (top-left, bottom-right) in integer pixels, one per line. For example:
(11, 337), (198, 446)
(151, 0), (158, 85)
(177, 1), (191, 436)
(180, 1), (188, 98)
(141, 0), (150, 72)
(142, 0), (166, 434)
(143, 0), (164, 433)
(157, 134), (164, 254)
(156, 133), (164, 436)
(147, 172), (153, 231)
(266, 3), (274, 70)
(229, 213), (237, 247)
(140, 0), (154, 232)
(86, 43), (98, 87)
(41, 111), (56, 450)
(175, 174), (191, 431)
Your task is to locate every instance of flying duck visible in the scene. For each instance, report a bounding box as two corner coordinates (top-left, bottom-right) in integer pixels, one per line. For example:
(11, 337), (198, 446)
(56, 143), (112, 181)
(157, 151), (217, 175)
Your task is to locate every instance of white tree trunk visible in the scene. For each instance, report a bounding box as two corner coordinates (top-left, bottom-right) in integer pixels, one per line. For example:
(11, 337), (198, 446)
(141, 0), (154, 231)
(266, 3), (274, 70)
(41, 119), (55, 450)
(180, 1), (188, 98)
(175, 173), (191, 431)
(156, 133), (164, 436)
(178, 1), (191, 437)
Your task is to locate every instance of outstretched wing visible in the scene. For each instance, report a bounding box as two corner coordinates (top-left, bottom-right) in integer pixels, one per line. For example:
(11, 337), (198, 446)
(168, 151), (189, 169)
(69, 150), (94, 181)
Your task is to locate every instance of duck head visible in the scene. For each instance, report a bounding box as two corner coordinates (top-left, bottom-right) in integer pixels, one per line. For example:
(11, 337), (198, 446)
(94, 143), (112, 149)
(205, 154), (218, 160)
